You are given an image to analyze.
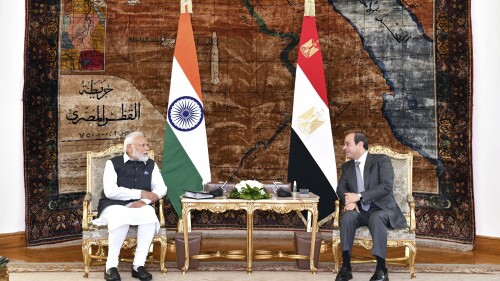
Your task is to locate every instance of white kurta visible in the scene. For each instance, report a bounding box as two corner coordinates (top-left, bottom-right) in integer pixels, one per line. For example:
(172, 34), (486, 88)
(94, 204), (160, 232)
(92, 153), (167, 232)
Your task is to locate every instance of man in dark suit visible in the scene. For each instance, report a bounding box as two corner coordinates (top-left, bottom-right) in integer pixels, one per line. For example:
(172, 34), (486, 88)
(335, 132), (407, 281)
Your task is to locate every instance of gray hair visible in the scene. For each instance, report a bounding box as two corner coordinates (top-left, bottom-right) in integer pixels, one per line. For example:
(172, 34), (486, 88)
(123, 131), (145, 153)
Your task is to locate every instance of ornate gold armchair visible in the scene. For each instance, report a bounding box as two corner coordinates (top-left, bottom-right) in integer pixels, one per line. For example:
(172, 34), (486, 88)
(331, 145), (417, 278)
(82, 144), (168, 277)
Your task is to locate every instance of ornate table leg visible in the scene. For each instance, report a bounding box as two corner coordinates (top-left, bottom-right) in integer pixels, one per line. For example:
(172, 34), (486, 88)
(182, 207), (190, 274)
(246, 209), (253, 274)
(309, 207), (318, 274)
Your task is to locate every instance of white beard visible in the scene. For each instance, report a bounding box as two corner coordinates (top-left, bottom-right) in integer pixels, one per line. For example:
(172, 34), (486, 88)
(132, 147), (149, 162)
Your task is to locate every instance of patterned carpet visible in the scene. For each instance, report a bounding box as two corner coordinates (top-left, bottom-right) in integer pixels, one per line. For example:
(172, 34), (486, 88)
(7, 271), (500, 281)
(8, 261), (500, 274)
(7, 262), (500, 281)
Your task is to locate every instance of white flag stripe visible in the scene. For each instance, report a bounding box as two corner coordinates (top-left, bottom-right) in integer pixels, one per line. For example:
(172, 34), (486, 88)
(167, 57), (211, 181)
(292, 65), (337, 190)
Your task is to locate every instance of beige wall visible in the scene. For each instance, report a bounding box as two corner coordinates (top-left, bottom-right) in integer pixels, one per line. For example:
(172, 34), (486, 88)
(1, 1), (499, 238)
(471, 0), (500, 238)
(0, 0), (25, 233)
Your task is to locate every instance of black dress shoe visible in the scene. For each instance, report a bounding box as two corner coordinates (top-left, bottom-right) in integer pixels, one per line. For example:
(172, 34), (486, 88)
(335, 267), (353, 281)
(104, 267), (121, 281)
(369, 269), (389, 281)
(132, 266), (153, 281)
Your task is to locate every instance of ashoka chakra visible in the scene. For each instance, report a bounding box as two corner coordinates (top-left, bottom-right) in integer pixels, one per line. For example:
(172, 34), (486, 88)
(168, 96), (204, 132)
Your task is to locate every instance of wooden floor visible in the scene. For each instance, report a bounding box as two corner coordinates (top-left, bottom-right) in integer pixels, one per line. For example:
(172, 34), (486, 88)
(2, 235), (500, 265)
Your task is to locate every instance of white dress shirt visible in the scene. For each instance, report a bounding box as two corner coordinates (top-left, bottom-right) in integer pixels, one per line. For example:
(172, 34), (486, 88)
(356, 151), (369, 182)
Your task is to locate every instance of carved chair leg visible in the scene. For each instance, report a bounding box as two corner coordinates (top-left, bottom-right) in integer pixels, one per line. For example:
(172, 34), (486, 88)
(332, 238), (340, 273)
(82, 241), (91, 278)
(409, 244), (417, 278)
(160, 237), (168, 274)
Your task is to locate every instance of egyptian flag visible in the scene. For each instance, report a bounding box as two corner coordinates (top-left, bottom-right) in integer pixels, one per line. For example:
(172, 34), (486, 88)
(162, 1), (211, 217)
(288, 1), (337, 222)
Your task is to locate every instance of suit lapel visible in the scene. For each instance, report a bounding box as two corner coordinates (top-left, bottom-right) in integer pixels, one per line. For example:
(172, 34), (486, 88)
(363, 153), (373, 190)
(348, 160), (358, 192)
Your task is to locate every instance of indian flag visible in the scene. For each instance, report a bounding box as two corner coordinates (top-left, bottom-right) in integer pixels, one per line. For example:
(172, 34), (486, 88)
(288, 1), (337, 222)
(162, 2), (211, 217)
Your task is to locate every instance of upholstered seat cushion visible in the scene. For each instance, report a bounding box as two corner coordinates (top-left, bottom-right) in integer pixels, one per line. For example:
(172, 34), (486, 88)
(332, 226), (415, 241)
(82, 226), (167, 239)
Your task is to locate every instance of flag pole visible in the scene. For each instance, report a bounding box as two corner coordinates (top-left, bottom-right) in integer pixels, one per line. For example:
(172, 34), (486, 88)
(288, 0), (338, 222)
(304, 0), (315, 17)
(163, 0), (211, 218)
(180, 0), (193, 14)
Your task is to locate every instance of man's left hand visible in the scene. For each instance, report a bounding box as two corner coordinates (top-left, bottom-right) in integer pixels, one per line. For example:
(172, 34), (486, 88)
(345, 193), (361, 205)
(129, 200), (147, 208)
(344, 202), (359, 212)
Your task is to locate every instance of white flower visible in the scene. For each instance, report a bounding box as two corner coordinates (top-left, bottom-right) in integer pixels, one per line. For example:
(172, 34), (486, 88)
(248, 180), (264, 188)
(234, 181), (244, 192)
(235, 180), (263, 191)
(230, 180), (270, 200)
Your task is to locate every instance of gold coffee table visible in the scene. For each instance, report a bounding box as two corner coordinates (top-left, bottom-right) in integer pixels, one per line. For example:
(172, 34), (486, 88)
(180, 193), (319, 274)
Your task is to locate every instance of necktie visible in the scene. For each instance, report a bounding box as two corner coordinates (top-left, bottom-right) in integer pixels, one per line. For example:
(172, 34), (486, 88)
(355, 161), (370, 211)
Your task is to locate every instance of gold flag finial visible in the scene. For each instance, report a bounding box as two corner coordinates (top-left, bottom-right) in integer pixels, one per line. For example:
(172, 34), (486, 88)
(180, 0), (193, 14)
(304, 0), (315, 17)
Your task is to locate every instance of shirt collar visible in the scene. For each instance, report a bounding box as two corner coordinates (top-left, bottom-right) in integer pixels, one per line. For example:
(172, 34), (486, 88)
(356, 151), (368, 164)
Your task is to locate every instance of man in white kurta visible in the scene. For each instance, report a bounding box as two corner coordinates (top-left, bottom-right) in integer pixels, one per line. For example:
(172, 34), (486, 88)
(93, 132), (167, 281)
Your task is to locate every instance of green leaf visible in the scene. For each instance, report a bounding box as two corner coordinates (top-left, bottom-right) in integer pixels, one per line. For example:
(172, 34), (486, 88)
(240, 193), (252, 200)
(228, 188), (241, 199)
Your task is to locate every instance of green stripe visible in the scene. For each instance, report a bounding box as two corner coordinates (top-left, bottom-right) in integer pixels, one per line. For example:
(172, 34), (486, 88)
(161, 124), (202, 217)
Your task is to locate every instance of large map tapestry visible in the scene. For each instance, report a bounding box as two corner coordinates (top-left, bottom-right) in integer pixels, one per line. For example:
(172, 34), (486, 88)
(24, 0), (473, 245)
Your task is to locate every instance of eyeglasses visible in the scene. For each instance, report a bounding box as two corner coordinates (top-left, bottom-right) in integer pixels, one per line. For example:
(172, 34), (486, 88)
(133, 143), (150, 147)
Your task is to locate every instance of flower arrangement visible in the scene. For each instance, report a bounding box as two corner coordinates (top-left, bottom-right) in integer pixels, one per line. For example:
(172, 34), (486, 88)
(228, 180), (270, 200)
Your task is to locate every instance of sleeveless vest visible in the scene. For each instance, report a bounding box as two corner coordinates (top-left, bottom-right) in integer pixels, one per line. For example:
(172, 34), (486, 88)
(97, 155), (155, 217)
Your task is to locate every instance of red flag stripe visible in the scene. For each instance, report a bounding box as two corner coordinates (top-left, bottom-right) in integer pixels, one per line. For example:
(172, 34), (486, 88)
(297, 16), (328, 106)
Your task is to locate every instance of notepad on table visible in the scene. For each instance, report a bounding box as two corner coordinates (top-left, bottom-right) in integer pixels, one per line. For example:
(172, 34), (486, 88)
(183, 191), (214, 199)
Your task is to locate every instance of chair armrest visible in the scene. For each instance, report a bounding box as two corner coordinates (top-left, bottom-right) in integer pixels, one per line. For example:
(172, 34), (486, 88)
(157, 199), (165, 227)
(82, 193), (91, 231)
(84, 193), (91, 202)
(408, 195), (416, 232)
(333, 200), (340, 229)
